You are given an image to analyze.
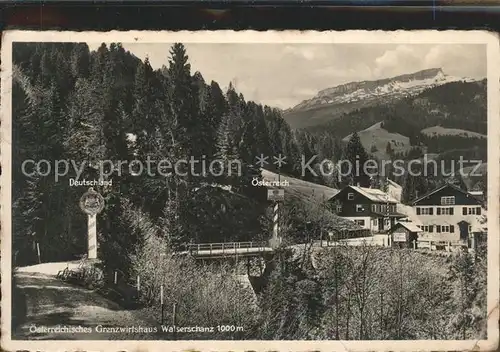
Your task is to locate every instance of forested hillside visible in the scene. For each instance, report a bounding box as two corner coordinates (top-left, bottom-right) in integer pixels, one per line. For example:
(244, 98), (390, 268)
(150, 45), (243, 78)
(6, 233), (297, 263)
(11, 42), (330, 266)
(307, 80), (487, 161)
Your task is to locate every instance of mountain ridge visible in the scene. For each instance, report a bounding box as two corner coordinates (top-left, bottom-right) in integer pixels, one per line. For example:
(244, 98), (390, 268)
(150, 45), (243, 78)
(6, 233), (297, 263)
(285, 68), (477, 129)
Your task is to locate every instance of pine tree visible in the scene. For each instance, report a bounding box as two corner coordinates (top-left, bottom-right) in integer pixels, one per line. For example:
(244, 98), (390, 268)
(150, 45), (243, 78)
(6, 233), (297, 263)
(401, 172), (415, 204)
(342, 132), (370, 187)
(385, 142), (394, 159)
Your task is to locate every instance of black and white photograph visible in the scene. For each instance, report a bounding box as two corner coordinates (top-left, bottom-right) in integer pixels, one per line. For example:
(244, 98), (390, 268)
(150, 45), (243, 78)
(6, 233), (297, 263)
(1, 30), (499, 351)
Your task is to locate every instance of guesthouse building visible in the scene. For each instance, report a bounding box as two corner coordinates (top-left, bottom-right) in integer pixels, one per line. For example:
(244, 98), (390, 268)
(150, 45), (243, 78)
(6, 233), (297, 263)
(411, 183), (486, 242)
(329, 185), (406, 233)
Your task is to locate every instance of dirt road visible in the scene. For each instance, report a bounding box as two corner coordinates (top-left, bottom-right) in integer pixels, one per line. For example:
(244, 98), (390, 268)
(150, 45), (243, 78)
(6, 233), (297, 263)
(12, 263), (163, 340)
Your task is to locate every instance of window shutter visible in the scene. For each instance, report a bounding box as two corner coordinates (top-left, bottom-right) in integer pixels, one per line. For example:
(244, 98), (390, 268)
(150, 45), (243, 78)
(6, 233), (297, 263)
(436, 225), (441, 233)
(429, 226), (433, 233)
(437, 208), (441, 215)
(477, 207), (481, 215)
(450, 225), (455, 233)
(416, 207), (421, 215)
(449, 207), (454, 215)
(463, 207), (467, 215)
(429, 208), (433, 215)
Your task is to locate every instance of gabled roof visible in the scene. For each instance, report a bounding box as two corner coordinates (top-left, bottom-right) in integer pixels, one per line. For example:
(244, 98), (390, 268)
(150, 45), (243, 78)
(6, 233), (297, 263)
(387, 179), (402, 189)
(392, 221), (423, 233)
(411, 182), (478, 205)
(348, 186), (399, 203)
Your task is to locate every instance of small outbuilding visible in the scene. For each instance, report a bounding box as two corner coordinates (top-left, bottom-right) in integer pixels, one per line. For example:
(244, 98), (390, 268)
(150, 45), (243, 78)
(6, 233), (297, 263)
(389, 221), (422, 249)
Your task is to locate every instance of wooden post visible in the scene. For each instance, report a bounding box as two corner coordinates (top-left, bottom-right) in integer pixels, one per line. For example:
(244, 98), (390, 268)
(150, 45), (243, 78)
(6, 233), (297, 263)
(160, 285), (164, 324)
(137, 275), (141, 292)
(36, 242), (41, 264)
(172, 302), (177, 340)
(413, 240), (416, 250)
(88, 214), (97, 259)
(114, 270), (117, 284)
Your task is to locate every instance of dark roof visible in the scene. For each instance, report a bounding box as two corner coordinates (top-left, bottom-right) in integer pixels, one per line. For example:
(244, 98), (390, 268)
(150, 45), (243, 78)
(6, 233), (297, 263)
(411, 182), (476, 205)
(329, 185), (398, 204)
(371, 211), (407, 218)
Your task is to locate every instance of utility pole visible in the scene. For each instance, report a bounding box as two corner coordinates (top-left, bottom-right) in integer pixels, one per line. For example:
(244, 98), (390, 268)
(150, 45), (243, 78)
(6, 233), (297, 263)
(172, 302), (177, 340)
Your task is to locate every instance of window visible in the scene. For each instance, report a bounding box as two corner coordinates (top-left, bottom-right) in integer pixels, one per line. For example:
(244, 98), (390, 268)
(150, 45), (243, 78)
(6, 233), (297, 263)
(436, 225), (441, 233)
(348, 193), (354, 200)
(373, 219), (378, 226)
(468, 225), (472, 233)
(371, 204), (376, 212)
(440, 225), (455, 233)
(441, 196), (455, 205)
(356, 204), (364, 212)
(336, 205), (342, 213)
(419, 207), (434, 215)
(463, 207), (467, 215)
(468, 207), (482, 215)
(355, 219), (365, 226)
(439, 207), (454, 215)
(429, 225), (434, 233)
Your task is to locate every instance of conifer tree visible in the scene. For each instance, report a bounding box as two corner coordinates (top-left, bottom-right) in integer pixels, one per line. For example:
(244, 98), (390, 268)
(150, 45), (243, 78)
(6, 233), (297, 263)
(342, 132), (370, 187)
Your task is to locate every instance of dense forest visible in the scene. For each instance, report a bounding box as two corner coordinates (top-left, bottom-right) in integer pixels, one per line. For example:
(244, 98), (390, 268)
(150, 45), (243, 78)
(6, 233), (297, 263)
(12, 42), (359, 267)
(10, 42), (487, 341)
(12, 42), (488, 268)
(12, 42), (271, 265)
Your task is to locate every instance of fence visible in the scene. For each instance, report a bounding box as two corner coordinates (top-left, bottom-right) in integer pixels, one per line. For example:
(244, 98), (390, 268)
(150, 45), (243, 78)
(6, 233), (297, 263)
(316, 236), (474, 253)
(315, 235), (385, 248)
(187, 241), (269, 255)
(416, 239), (468, 252)
(326, 228), (372, 241)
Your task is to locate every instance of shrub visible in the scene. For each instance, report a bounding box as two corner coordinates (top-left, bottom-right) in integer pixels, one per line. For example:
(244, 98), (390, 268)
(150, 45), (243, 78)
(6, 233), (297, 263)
(131, 233), (260, 339)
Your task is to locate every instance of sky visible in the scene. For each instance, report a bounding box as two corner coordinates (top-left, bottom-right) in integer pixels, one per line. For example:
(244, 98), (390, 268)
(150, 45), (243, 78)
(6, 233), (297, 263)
(88, 43), (486, 109)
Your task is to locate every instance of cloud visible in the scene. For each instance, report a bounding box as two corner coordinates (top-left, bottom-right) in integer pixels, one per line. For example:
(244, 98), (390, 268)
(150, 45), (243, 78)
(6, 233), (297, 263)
(424, 45), (486, 78)
(373, 45), (422, 78)
(87, 42), (486, 109)
(373, 44), (486, 80)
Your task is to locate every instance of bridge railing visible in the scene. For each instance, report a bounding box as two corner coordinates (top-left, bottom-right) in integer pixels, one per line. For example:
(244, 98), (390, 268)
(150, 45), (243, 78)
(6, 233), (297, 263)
(187, 241), (269, 255)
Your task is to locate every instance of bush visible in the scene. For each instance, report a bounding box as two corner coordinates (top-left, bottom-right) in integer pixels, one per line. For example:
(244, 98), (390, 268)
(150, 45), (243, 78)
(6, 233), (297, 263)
(131, 234), (261, 339)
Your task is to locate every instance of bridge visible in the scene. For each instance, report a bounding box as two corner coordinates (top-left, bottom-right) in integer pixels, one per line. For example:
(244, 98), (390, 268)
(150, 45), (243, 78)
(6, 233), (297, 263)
(186, 241), (274, 259)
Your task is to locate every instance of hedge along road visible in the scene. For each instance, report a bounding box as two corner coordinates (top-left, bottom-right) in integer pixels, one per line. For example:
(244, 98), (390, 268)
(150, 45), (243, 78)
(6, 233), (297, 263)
(12, 263), (162, 340)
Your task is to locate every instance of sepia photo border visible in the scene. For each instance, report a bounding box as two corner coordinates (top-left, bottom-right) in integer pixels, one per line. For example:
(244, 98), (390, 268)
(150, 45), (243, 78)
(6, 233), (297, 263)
(1, 29), (499, 352)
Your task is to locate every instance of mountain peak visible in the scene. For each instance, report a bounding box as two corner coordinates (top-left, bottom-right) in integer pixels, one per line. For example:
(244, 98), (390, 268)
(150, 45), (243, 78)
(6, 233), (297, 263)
(285, 68), (475, 129)
(311, 68), (446, 103)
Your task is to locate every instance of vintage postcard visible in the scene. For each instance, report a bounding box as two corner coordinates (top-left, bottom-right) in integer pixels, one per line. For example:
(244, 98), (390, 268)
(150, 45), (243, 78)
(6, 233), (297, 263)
(1, 30), (499, 351)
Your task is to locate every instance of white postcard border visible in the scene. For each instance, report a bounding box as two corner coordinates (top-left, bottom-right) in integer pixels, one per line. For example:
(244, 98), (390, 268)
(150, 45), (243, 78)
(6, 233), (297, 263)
(1, 29), (499, 352)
